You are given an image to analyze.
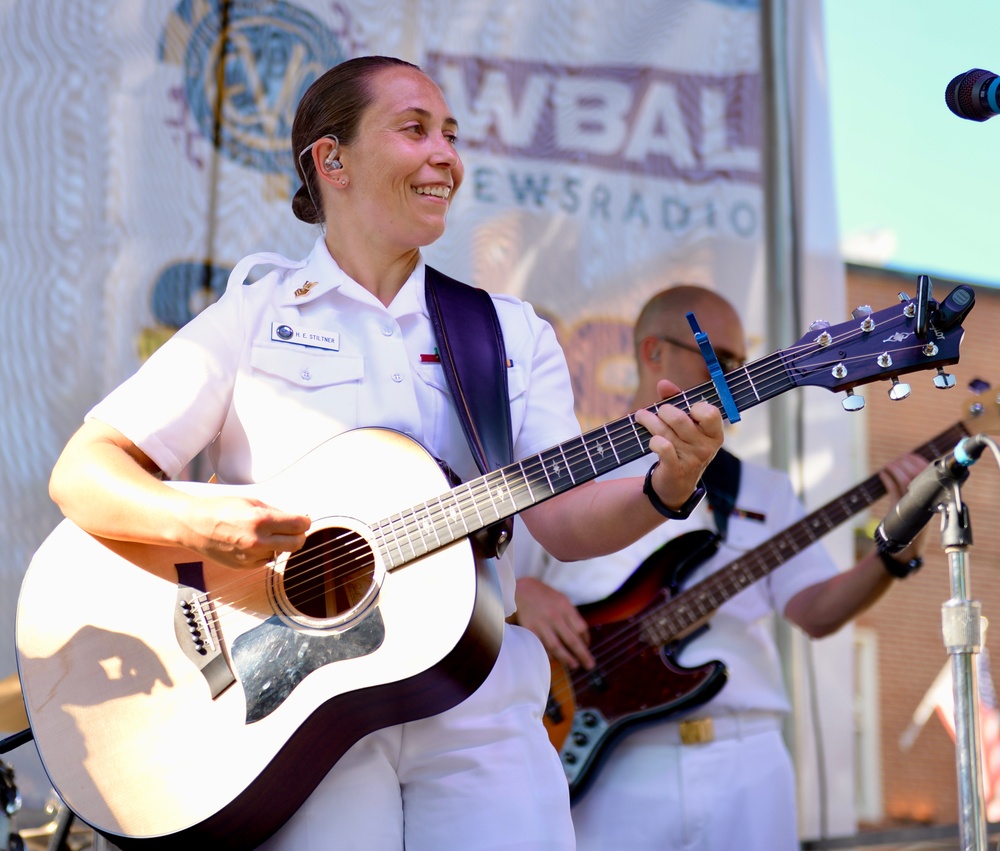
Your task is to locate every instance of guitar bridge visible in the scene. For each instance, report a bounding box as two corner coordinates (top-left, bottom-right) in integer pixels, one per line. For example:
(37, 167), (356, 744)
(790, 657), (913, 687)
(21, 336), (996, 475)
(173, 562), (236, 699)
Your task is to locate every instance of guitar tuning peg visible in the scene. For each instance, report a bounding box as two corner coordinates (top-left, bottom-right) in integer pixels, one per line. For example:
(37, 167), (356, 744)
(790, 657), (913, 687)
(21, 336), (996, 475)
(896, 291), (911, 303)
(851, 305), (873, 320)
(888, 377), (910, 401)
(808, 319), (831, 332)
(934, 368), (957, 390)
(842, 389), (865, 412)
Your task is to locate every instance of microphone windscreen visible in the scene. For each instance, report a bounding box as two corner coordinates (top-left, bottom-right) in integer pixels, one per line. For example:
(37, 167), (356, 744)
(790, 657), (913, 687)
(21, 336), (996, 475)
(946, 68), (997, 121)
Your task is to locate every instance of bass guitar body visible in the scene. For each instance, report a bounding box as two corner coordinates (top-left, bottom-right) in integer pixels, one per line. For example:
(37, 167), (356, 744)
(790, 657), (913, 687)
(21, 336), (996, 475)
(544, 529), (728, 797)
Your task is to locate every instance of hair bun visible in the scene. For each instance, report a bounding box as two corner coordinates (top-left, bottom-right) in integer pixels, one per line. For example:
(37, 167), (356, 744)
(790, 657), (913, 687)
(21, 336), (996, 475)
(291, 183), (321, 224)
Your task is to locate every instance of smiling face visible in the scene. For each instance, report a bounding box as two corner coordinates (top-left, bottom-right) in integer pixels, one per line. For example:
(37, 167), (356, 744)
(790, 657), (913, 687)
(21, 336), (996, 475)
(338, 65), (465, 254)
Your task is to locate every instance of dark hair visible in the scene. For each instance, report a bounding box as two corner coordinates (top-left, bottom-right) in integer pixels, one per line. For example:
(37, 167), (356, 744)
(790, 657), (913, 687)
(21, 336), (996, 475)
(291, 55), (420, 224)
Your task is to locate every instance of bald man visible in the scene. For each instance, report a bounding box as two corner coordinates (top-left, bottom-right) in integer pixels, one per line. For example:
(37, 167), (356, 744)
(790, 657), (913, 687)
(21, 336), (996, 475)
(514, 286), (927, 851)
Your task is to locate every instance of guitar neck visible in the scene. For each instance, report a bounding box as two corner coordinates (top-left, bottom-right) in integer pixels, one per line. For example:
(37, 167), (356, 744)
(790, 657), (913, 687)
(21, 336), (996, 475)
(642, 420), (974, 645)
(373, 355), (794, 569)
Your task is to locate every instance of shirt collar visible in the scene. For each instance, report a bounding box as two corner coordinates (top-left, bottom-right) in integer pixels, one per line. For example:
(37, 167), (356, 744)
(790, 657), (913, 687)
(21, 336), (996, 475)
(278, 235), (427, 317)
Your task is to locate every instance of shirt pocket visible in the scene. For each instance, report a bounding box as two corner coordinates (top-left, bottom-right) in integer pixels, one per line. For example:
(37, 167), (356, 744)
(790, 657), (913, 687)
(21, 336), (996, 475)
(247, 344), (365, 430)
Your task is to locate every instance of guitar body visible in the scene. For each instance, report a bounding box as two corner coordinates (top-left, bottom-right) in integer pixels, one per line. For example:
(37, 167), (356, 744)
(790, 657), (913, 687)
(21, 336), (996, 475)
(16, 428), (504, 849)
(544, 530), (729, 798)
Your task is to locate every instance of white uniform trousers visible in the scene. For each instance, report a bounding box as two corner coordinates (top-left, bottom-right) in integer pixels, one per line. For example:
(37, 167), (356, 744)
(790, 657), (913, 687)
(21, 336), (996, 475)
(571, 714), (798, 851)
(258, 624), (575, 851)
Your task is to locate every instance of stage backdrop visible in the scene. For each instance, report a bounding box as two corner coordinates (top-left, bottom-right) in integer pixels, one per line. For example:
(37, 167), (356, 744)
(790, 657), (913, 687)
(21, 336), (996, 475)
(0, 0), (860, 838)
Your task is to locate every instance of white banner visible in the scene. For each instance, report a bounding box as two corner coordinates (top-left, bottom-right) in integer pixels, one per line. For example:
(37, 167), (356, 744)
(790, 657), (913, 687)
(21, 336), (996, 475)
(0, 0), (852, 836)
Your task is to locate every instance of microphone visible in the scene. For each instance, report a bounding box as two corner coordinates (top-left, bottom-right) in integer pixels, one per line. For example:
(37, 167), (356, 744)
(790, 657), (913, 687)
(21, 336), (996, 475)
(874, 434), (990, 555)
(946, 69), (1000, 121)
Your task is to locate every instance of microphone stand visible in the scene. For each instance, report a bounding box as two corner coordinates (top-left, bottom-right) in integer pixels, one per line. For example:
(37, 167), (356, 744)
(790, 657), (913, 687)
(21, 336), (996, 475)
(938, 479), (988, 851)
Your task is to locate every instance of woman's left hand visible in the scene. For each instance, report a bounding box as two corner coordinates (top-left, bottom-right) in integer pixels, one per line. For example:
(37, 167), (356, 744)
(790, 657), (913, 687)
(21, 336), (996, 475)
(634, 378), (724, 511)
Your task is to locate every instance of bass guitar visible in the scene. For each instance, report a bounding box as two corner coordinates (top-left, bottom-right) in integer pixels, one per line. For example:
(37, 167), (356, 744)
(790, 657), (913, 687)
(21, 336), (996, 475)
(16, 285), (974, 848)
(545, 378), (997, 798)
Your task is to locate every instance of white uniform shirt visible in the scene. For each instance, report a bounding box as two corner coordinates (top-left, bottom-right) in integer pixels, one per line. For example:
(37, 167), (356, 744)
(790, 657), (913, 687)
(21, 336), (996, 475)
(89, 235), (581, 616)
(516, 455), (840, 715)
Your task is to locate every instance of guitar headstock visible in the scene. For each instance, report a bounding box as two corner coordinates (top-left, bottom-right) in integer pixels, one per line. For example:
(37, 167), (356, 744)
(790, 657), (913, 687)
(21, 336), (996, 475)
(783, 282), (976, 411)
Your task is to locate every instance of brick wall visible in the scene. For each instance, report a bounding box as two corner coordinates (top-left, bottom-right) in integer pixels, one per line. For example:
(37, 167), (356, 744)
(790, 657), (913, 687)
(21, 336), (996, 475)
(846, 265), (1000, 828)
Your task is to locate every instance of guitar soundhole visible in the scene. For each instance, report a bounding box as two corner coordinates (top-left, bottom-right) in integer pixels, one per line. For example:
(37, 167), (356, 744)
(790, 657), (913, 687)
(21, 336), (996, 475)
(282, 526), (376, 619)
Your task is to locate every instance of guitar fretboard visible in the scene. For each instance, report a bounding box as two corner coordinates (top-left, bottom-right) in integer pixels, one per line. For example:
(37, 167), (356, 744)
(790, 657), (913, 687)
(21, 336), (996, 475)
(640, 421), (973, 646)
(373, 353), (795, 569)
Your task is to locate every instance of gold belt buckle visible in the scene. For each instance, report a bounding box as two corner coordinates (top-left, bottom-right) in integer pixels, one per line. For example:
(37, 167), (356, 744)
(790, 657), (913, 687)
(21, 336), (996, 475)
(679, 717), (715, 745)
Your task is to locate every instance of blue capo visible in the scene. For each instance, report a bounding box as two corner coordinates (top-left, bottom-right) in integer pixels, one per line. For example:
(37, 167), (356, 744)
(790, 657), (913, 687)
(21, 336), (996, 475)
(686, 312), (741, 423)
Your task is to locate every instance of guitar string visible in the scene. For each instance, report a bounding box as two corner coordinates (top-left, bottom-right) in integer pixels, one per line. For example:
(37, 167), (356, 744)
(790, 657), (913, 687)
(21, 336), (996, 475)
(189, 326), (937, 629)
(261, 326), (933, 612)
(193, 339), (932, 633)
(544, 426), (967, 722)
(190, 316), (937, 629)
(187, 340), (812, 620)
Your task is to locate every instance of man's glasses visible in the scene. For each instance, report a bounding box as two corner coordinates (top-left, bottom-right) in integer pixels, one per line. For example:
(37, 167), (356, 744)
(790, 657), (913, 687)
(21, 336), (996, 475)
(654, 336), (746, 373)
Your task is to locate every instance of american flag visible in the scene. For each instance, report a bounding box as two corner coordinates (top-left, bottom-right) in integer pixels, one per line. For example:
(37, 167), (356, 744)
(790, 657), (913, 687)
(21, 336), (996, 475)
(906, 648), (1000, 819)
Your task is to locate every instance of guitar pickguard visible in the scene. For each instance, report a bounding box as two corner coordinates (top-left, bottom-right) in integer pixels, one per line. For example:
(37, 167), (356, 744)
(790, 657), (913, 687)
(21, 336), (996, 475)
(231, 609), (386, 723)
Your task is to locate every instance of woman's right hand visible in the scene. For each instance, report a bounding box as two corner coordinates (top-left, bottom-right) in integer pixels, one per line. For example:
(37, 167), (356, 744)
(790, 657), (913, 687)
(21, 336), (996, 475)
(180, 495), (311, 570)
(50, 421), (310, 570)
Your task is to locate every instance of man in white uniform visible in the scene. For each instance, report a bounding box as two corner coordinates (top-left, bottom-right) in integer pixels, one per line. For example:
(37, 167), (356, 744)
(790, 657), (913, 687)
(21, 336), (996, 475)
(515, 285), (928, 851)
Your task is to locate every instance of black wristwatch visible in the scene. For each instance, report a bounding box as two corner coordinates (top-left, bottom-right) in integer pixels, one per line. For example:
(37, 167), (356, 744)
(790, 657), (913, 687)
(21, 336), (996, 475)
(878, 549), (924, 579)
(643, 461), (706, 520)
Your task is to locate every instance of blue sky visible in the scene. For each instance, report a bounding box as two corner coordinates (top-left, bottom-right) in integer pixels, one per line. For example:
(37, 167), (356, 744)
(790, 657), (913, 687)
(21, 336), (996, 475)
(824, 0), (1000, 288)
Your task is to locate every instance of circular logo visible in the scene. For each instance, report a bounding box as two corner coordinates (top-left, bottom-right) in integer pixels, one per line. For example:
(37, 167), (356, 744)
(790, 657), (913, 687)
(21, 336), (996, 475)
(276, 324), (294, 340)
(180, 0), (345, 177)
(151, 261), (230, 328)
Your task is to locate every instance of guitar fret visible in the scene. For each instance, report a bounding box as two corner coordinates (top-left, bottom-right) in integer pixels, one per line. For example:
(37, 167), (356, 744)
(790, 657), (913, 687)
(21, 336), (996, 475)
(395, 509), (426, 561)
(437, 490), (468, 539)
(627, 416), (645, 454)
(416, 500), (444, 550)
(595, 426), (621, 473)
(383, 514), (409, 567)
(379, 513), (412, 568)
(567, 436), (596, 483)
(490, 469), (516, 518)
(372, 525), (393, 569)
(472, 479), (500, 527)
(516, 460), (538, 507)
(538, 446), (576, 494)
(532, 455), (556, 500)
(583, 437), (618, 476)
(462, 481), (487, 530)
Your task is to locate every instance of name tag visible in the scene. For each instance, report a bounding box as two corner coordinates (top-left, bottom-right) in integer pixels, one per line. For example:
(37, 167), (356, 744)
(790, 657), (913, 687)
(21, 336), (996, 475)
(271, 323), (340, 352)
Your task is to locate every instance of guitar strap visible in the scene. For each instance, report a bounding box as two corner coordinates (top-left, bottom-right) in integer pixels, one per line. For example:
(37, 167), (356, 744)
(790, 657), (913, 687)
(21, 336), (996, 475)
(700, 447), (741, 539)
(425, 266), (515, 559)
